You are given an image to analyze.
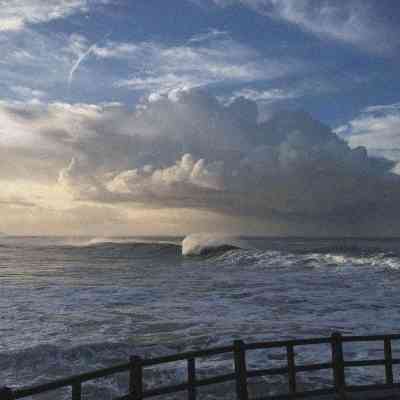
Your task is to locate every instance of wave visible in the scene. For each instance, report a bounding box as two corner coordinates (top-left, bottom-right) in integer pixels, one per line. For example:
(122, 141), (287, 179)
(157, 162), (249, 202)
(71, 237), (180, 247)
(8, 235), (400, 268)
(181, 233), (252, 256)
(68, 234), (253, 257)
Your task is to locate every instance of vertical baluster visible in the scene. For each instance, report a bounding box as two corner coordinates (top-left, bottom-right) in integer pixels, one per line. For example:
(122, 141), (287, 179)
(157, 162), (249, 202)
(71, 381), (81, 400)
(287, 344), (296, 393)
(129, 356), (143, 400)
(331, 332), (346, 400)
(188, 358), (196, 400)
(234, 340), (248, 400)
(0, 387), (14, 400)
(384, 337), (394, 385)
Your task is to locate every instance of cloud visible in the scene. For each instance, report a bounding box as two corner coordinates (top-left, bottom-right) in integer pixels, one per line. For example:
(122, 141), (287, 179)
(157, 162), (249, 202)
(0, 197), (36, 208)
(228, 87), (299, 103)
(335, 103), (400, 173)
(188, 28), (229, 43)
(2, 91), (400, 235)
(1, 27), (306, 107)
(68, 33), (111, 86)
(106, 38), (303, 95)
(47, 91), (400, 233)
(68, 43), (98, 86)
(208, 0), (399, 54)
(0, 0), (107, 31)
(10, 85), (47, 100)
(0, 29), (76, 93)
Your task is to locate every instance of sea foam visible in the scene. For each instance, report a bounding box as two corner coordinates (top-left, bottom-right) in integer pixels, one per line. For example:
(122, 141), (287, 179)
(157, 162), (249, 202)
(181, 233), (251, 256)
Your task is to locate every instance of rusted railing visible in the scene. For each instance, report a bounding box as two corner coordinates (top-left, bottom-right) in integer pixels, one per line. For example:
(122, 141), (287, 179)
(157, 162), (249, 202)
(2, 332), (400, 399)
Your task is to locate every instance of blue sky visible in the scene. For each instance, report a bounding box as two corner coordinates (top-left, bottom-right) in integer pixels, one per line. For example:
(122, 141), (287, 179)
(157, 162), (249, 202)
(2, 0), (399, 125)
(1, 0), (400, 235)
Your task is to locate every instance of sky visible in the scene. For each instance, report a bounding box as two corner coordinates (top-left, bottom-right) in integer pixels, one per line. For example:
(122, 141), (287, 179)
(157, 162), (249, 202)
(1, 0), (400, 236)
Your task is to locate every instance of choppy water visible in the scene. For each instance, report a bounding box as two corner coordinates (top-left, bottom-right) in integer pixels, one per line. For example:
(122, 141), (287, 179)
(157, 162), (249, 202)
(1, 235), (400, 399)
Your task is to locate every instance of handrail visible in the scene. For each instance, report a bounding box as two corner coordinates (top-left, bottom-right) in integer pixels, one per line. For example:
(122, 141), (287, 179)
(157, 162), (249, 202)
(1, 332), (399, 400)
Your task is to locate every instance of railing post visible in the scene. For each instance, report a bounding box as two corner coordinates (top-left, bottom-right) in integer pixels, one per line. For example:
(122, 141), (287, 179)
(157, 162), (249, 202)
(71, 381), (81, 400)
(287, 344), (296, 393)
(188, 358), (196, 400)
(129, 355), (143, 400)
(0, 387), (14, 400)
(234, 340), (248, 400)
(384, 337), (394, 385)
(331, 332), (346, 400)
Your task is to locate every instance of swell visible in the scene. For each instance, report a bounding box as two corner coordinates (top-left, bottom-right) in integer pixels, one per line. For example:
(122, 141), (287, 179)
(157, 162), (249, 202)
(2, 236), (400, 269)
(63, 234), (250, 258)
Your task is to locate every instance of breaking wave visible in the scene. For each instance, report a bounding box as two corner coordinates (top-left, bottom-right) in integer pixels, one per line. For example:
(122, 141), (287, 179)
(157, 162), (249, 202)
(5, 235), (400, 269)
(181, 233), (252, 256)
(62, 234), (253, 258)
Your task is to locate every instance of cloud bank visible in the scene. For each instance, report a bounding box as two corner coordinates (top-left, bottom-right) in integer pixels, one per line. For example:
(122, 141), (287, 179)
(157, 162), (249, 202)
(2, 90), (399, 235)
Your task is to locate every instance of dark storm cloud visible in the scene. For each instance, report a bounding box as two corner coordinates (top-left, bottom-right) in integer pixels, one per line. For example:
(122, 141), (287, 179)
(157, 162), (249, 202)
(1, 90), (399, 234)
(48, 89), (399, 234)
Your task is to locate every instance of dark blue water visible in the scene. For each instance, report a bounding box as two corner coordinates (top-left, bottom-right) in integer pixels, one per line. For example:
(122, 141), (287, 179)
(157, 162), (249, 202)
(1, 235), (399, 398)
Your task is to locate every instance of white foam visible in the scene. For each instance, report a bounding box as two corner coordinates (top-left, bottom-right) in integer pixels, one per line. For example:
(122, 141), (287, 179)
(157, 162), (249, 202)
(181, 233), (251, 256)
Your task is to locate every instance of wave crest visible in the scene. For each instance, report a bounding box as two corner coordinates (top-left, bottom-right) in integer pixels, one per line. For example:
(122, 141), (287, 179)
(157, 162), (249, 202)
(181, 233), (251, 256)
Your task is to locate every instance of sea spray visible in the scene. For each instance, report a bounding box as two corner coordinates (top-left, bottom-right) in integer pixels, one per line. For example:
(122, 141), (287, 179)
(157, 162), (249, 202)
(181, 233), (252, 256)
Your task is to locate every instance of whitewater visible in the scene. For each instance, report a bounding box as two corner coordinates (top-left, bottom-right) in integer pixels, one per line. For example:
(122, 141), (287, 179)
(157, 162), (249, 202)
(1, 235), (400, 399)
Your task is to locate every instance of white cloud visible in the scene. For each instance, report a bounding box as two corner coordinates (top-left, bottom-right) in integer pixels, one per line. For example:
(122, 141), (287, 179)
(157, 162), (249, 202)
(106, 154), (224, 198)
(0, 0), (107, 31)
(10, 85), (46, 100)
(188, 28), (229, 43)
(0, 16), (24, 31)
(335, 103), (400, 172)
(209, 0), (398, 54)
(0, 29), (75, 92)
(1, 27), (305, 106)
(68, 42), (98, 86)
(103, 38), (303, 95)
(228, 87), (298, 103)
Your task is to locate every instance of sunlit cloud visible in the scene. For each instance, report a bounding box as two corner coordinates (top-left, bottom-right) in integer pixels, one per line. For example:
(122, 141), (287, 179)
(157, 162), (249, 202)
(1, 89), (398, 235)
(335, 103), (400, 173)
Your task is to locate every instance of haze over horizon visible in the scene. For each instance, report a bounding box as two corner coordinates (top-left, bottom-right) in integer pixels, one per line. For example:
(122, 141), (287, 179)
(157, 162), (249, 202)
(1, 0), (400, 236)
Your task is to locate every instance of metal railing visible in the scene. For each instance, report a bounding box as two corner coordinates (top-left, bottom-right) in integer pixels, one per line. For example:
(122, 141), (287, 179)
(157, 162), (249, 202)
(2, 332), (400, 400)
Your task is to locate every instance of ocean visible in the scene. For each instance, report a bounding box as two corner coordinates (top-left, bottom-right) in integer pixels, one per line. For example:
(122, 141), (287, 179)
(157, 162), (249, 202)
(1, 235), (399, 399)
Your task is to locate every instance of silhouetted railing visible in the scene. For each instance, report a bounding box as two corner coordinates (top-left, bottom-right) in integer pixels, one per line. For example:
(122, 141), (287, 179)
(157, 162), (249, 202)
(2, 332), (400, 400)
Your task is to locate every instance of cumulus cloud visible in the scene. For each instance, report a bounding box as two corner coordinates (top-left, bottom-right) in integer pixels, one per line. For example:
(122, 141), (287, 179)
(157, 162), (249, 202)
(2, 90), (400, 234)
(335, 103), (400, 174)
(207, 0), (399, 54)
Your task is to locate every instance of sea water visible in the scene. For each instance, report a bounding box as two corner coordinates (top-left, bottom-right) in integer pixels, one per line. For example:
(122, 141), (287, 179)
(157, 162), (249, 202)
(1, 235), (400, 398)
